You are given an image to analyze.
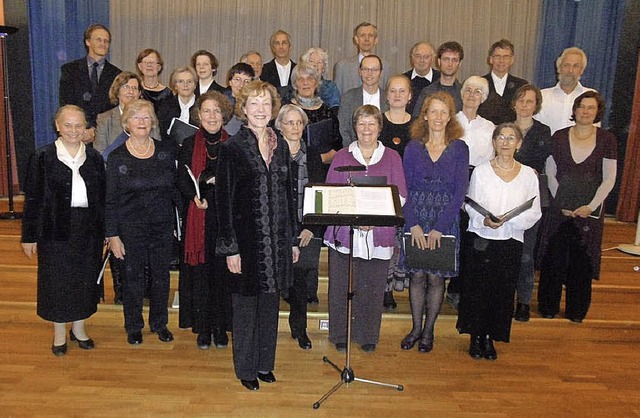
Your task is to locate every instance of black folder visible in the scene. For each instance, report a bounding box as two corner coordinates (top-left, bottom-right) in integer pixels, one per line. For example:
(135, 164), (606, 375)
(402, 233), (456, 271)
(168, 118), (198, 146)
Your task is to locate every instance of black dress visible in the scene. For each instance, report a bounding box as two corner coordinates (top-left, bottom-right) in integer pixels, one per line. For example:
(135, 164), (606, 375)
(141, 87), (173, 115)
(22, 142), (105, 322)
(380, 113), (412, 158)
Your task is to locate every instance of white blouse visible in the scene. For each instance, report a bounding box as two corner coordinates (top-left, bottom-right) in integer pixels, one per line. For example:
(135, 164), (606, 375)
(55, 139), (88, 208)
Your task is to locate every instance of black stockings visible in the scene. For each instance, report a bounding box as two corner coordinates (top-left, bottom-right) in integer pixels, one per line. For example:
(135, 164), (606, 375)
(408, 272), (445, 340)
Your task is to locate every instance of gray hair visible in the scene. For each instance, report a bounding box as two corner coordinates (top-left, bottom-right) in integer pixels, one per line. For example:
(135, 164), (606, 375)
(275, 104), (309, 131)
(290, 63), (321, 91)
(462, 75), (490, 103)
(300, 47), (329, 77)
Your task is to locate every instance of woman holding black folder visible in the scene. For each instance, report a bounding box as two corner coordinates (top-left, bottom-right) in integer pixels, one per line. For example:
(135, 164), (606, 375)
(157, 66), (198, 143)
(537, 91), (617, 323)
(457, 122), (541, 360)
(401, 92), (469, 353)
(177, 91), (233, 349)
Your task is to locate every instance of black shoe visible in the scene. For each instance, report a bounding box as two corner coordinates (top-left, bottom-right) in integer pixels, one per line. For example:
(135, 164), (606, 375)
(418, 334), (434, 353)
(213, 329), (228, 348)
(127, 331), (143, 345)
(307, 296), (319, 305)
(446, 292), (460, 310)
(257, 371), (276, 383)
(400, 333), (420, 350)
(567, 317), (583, 324)
(541, 313), (556, 319)
(51, 342), (67, 357)
(361, 343), (376, 352)
(113, 292), (123, 305)
(294, 333), (312, 350)
(335, 343), (347, 352)
(240, 379), (260, 391)
(468, 335), (483, 360)
(69, 330), (95, 350)
(197, 333), (211, 349)
(383, 291), (397, 311)
(154, 327), (174, 343)
(514, 303), (530, 322)
(482, 335), (497, 360)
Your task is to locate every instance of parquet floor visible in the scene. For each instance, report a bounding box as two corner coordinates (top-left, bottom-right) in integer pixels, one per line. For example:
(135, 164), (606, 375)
(1, 197), (639, 417)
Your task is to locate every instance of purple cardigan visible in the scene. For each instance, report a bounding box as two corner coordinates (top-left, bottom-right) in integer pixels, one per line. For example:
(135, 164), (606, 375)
(323, 145), (407, 249)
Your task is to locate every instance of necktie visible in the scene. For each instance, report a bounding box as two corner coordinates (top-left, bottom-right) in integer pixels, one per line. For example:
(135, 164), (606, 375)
(91, 62), (99, 93)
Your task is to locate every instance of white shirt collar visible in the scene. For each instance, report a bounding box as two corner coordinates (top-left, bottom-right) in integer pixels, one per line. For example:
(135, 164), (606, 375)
(348, 140), (385, 166)
(411, 68), (433, 82)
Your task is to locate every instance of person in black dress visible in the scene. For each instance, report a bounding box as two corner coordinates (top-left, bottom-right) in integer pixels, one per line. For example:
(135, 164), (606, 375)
(177, 91), (233, 349)
(105, 99), (181, 345)
(191, 50), (225, 97)
(157, 66), (198, 142)
(22, 105), (105, 356)
(136, 48), (172, 114)
(216, 81), (298, 391)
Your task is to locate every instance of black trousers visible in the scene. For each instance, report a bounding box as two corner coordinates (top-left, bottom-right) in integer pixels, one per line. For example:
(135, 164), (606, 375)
(288, 267), (312, 337)
(231, 291), (280, 380)
(121, 223), (173, 333)
(538, 220), (594, 320)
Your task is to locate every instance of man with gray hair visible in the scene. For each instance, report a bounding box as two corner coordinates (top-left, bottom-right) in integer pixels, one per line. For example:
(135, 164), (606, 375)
(260, 29), (296, 89)
(333, 22), (390, 95)
(240, 51), (263, 79)
(403, 42), (440, 115)
(535, 47), (596, 134)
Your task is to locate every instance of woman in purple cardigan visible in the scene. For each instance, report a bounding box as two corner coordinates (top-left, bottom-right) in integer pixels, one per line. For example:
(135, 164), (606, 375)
(323, 105), (407, 353)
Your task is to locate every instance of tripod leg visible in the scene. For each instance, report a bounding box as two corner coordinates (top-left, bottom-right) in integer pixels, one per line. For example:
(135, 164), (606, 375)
(322, 356), (342, 374)
(313, 379), (345, 409)
(354, 376), (404, 391)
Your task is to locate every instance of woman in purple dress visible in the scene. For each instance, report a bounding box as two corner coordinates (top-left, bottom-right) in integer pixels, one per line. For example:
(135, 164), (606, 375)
(401, 92), (468, 352)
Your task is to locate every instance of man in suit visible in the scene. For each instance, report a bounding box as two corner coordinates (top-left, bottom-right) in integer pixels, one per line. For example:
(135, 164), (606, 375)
(412, 41), (465, 119)
(338, 55), (389, 147)
(477, 39), (528, 125)
(260, 30), (296, 89)
(333, 22), (390, 96)
(403, 42), (440, 115)
(59, 23), (121, 143)
(240, 51), (264, 79)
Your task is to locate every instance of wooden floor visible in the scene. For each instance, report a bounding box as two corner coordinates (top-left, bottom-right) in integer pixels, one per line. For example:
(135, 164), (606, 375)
(1, 197), (639, 417)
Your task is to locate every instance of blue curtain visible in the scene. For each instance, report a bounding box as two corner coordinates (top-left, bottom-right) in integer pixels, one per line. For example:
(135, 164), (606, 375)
(28, 0), (109, 148)
(534, 0), (627, 127)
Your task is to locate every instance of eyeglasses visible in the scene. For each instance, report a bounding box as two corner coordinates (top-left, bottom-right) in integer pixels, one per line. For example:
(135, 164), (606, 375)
(141, 60), (159, 66)
(232, 77), (252, 85)
(491, 54), (513, 61)
(121, 85), (140, 91)
(176, 79), (195, 86)
(496, 134), (518, 143)
(131, 115), (151, 123)
(411, 54), (432, 61)
(282, 120), (303, 127)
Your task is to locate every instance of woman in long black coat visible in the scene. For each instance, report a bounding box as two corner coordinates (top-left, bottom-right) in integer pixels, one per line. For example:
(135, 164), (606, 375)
(177, 91), (233, 349)
(22, 105), (105, 356)
(216, 80), (298, 391)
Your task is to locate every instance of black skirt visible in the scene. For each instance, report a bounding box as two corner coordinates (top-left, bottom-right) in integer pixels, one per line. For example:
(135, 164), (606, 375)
(37, 208), (103, 322)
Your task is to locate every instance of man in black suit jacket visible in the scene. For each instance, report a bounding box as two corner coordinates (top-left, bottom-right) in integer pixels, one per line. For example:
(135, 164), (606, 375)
(477, 39), (528, 125)
(59, 24), (121, 143)
(260, 29), (296, 92)
(403, 41), (441, 115)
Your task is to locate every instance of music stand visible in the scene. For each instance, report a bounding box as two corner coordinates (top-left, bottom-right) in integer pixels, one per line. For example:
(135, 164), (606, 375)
(302, 183), (405, 409)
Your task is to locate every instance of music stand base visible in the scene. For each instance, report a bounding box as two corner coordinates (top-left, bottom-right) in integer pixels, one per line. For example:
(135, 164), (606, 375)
(0, 211), (22, 220)
(313, 355), (404, 409)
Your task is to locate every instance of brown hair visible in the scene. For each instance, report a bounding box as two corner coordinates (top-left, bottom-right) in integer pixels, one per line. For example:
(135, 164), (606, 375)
(410, 92), (463, 146)
(135, 48), (165, 76)
(512, 84), (543, 115)
(108, 71), (142, 105)
(234, 80), (281, 122)
(193, 91), (234, 125)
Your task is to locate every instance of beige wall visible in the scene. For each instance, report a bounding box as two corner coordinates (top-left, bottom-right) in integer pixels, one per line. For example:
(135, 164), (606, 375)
(109, 0), (541, 89)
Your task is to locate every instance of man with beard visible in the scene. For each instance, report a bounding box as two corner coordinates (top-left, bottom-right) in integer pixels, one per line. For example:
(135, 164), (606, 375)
(411, 41), (464, 119)
(535, 47), (596, 135)
(403, 42), (440, 115)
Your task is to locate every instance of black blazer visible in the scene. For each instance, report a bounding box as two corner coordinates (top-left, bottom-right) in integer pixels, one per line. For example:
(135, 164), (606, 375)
(260, 59), (297, 88)
(22, 143), (105, 243)
(477, 73), (528, 125)
(194, 80), (226, 99)
(402, 68), (441, 115)
(157, 96), (198, 142)
(59, 58), (121, 127)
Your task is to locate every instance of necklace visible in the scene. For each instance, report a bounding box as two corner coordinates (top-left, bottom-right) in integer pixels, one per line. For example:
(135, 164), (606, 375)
(494, 158), (516, 171)
(143, 78), (160, 90)
(572, 126), (595, 140)
(385, 111), (409, 124)
(128, 138), (152, 157)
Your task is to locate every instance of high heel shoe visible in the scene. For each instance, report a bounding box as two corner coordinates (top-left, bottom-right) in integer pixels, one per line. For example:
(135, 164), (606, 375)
(417, 333), (434, 353)
(400, 333), (420, 350)
(69, 330), (94, 350)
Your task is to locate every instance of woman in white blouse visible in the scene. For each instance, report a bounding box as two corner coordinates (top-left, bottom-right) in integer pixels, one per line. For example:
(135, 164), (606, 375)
(457, 122), (541, 361)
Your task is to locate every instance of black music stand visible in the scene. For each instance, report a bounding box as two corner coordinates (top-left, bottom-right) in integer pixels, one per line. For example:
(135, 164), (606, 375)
(303, 183), (405, 409)
(0, 26), (19, 220)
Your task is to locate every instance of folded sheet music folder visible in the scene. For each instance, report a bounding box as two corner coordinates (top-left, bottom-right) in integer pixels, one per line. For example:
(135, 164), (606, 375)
(402, 233), (456, 271)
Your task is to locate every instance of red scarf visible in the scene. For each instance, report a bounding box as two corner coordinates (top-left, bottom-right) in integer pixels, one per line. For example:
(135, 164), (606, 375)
(184, 128), (227, 266)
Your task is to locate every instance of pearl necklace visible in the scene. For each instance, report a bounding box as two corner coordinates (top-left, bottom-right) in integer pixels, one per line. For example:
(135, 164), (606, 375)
(494, 158), (516, 171)
(128, 138), (152, 157)
(143, 78), (160, 90)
